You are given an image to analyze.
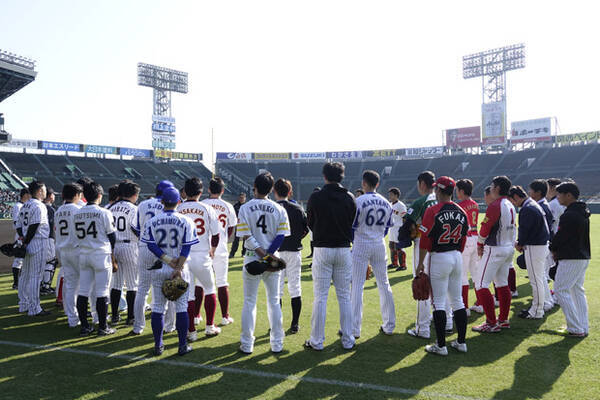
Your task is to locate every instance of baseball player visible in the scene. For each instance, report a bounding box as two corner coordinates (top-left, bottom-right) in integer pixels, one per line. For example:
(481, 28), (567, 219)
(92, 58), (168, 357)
(74, 181), (117, 336)
(273, 178), (308, 334)
(351, 170), (396, 337)
(11, 188), (30, 290)
(229, 192), (247, 258)
(16, 181), (50, 316)
(399, 171), (438, 339)
(417, 176), (469, 355)
(472, 176), (516, 333)
(456, 179), (479, 314)
(141, 186), (198, 356)
(387, 187), (407, 271)
(237, 172), (290, 354)
(108, 180), (140, 325)
(40, 188), (57, 295)
(128, 180), (174, 336)
(202, 177), (237, 325)
(54, 183), (84, 327)
(177, 177), (222, 339)
(546, 178), (566, 303)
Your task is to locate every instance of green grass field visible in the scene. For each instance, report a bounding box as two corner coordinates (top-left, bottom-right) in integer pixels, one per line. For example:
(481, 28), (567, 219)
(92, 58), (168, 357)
(1, 217), (598, 400)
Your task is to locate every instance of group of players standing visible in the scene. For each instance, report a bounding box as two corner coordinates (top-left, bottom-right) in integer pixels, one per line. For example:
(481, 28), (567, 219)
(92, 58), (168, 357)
(9, 162), (591, 357)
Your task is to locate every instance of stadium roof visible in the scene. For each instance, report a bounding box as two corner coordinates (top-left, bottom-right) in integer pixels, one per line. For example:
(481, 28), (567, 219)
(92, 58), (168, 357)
(0, 50), (37, 103)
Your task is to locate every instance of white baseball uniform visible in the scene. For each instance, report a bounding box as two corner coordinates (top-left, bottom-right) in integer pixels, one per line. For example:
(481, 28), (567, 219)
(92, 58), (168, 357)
(132, 197), (164, 333)
(177, 200), (220, 297)
(109, 200), (139, 291)
(74, 204), (115, 298)
(351, 192), (396, 337)
(12, 201), (24, 270)
(389, 200), (407, 244)
(141, 210), (198, 314)
(55, 201), (83, 326)
(17, 198), (49, 315)
(202, 197), (237, 287)
(237, 198), (290, 353)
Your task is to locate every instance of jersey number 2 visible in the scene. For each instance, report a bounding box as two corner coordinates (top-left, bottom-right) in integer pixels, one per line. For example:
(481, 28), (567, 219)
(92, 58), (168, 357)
(438, 224), (462, 244)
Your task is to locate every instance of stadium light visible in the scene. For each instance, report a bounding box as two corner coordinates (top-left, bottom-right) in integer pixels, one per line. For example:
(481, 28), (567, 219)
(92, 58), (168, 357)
(137, 63), (189, 153)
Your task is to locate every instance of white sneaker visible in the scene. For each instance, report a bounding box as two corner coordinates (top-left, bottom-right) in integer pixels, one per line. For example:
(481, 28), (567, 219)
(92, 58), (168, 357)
(450, 340), (467, 353)
(194, 315), (203, 325)
(205, 325), (221, 336)
(221, 316), (234, 326)
(407, 328), (430, 339)
(425, 344), (448, 356)
(187, 331), (198, 342)
(470, 305), (484, 314)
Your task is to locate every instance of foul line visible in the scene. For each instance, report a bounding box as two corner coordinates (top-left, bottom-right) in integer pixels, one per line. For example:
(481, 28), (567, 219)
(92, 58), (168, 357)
(0, 340), (482, 400)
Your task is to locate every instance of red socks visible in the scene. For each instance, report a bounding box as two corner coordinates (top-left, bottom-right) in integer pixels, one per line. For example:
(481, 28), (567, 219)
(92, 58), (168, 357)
(497, 285), (512, 321)
(475, 288), (497, 324)
(204, 294), (217, 326)
(187, 301), (196, 332)
(217, 286), (230, 318)
(461, 285), (469, 309)
(194, 286), (204, 318)
(392, 249), (399, 266)
(400, 250), (407, 268)
(56, 277), (64, 303)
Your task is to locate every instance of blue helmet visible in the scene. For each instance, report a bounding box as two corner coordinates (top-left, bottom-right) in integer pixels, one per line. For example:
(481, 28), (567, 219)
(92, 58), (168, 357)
(156, 180), (174, 195)
(161, 186), (180, 204)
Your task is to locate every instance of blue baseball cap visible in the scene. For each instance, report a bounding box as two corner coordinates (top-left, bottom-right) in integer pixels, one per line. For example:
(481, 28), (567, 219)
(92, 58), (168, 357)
(161, 186), (180, 204)
(156, 180), (174, 194)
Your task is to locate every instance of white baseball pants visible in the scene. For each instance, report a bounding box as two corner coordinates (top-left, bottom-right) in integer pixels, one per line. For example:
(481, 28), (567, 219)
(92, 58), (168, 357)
(351, 239), (395, 336)
(278, 251), (302, 299)
(133, 246), (156, 333)
(212, 251), (230, 287)
(461, 236), (478, 285)
(151, 265), (191, 314)
(474, 245), (514, 290)
(412, 240), (432, 335)
(111, 244), (139, 291)
(240, 268), (284, 353)
(308, 247), (354, 350)
(78, 253), (112, 298)
(59, 247), (81, 327)
(187, 251), (216, 300)
(429, 251), (464, 312)
(524, 244), (549, 318)
(554, 259), (589, 334)
(544, 250), (556, 309)
(19, 244), (46, 315)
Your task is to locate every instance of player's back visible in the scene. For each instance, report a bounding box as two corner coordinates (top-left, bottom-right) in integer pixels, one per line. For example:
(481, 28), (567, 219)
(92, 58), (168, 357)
(133, 197), (164, 239)
(202, 197), (237, 252)
(73, 204), (114, 254)
(177, 200), (219, 253)
(458, 198), (479, 236)
(55, 202), (82, 250)
(353, 192), (393, 242)
(423, 202), (468, 252)
(141, 210), (198, 259)
(482, 197), (516, 247)
(109, 200), (138, 243)
(238, 198), (288, 252)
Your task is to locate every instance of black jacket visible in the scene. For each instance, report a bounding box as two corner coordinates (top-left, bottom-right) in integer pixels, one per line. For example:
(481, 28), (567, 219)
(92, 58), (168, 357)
(307, 183), (356, 248)
(277, 200), (308, 251)
(517, 198), (550, 246)
(549, 201), (591, 260)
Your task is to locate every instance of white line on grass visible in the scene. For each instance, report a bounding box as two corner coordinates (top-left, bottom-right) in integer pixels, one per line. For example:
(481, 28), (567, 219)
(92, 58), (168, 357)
(0, 340), (483, 400)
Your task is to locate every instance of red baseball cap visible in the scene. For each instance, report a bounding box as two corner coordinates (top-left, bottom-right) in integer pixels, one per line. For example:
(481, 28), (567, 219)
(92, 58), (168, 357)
(433, 176), (455, 190)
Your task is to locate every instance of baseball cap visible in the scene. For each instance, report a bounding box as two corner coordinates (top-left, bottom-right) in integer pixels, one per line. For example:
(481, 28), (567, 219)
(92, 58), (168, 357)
(433, 176), (455, 190)
(161, 186), (180, 204)
(156, 180), (174, 193)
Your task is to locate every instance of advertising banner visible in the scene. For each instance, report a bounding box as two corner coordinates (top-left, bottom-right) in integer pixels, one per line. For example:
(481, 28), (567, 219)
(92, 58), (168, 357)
(154, 149), (171, 158)
(171, 151), (199, 161)
(404, 146), (445, 158)
(482, 101), (506, 145)
(291, 152), (326, 160)
(445, 126), (481, 148)
(119, 147), (152, 158)
(510, 118), (552, 143)
(365, 149), (399, 158)
(326, 151), (363, 159)
(2, 138), (38, 149)
(216, 152), (253, 161)
(253, 152), (290, 160)
(41, 141), (82, 152)
(555, 131), (600, 144)
(84, 144), (118, 154)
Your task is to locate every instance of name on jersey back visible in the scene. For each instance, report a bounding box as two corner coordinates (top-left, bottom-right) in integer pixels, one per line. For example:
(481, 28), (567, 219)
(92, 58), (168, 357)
(436, 210), (466, 225)
(151, 215), (187, 229)
(249, 204), (275, 213)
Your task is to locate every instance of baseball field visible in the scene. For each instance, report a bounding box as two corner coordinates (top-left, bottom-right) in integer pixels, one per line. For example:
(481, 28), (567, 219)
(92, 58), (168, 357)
(0, 217), (597, 400)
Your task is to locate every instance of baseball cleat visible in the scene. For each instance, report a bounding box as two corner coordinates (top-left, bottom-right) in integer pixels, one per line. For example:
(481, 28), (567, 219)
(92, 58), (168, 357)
(511, 290), (519, 298)
(205, 325), (221, 336)
(303, 340), (320, 351)
(127, 330), (141, 336)
(238, 346), (252, 355)
(387, 263), (396, 269)
(425, 344), (448, 356)
(187, 331), (198, 342)
(518, 309), (542, 319)
(97, 327), (116, 336)
(469, 305), (484, 314)
(111, 316), (121, 325)
(34, 309), (51, 317)
(497, 320), (510, 329)
(80, 326), (95, 337)
(164, 327), (176, 334)
(125, 318), (134, 326)
(472, 322), (501, 333)
(271, 347), (283, 354)
(450, 340), (467, 353)
(407, 328), (430, 339)
(379, 326), (393, 336)
(153, 345), (165, 356)
(395, 266), (407, 272)
(178, 344), (193, 356)
(221, 316), (234, 326)
(567, 332), (588, 338)
(194, 316), (203, 325)
(289, 324), (299, 334)
(337, 329), (360, 339)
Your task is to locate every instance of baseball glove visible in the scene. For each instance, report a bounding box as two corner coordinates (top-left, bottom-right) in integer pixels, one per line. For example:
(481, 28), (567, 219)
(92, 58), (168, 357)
(412, 272), (432, 301)
(245, 254), (287, 275)
(516, 254), (526, 270)
(366, 265), (373, 280)
(161, 276), (189, 301)
(0, 242), (26, 258)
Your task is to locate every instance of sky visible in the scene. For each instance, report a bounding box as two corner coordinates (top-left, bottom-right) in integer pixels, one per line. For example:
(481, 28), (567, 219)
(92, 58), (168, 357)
(1, 1), (600, 167)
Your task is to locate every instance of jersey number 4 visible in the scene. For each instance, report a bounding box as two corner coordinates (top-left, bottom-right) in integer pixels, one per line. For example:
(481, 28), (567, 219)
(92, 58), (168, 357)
(75, 221), (98, 239)
(256, 214), (267, 234)
(438, 223), (462, 244)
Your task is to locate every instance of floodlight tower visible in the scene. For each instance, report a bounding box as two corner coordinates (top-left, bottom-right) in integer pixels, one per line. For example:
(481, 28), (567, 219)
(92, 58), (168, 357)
(137, 63), (188, 151)
(463, 44), (525, 145)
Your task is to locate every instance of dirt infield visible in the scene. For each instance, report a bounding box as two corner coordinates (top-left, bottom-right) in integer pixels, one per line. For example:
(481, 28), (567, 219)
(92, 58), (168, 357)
(0, 220), (17, 273)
